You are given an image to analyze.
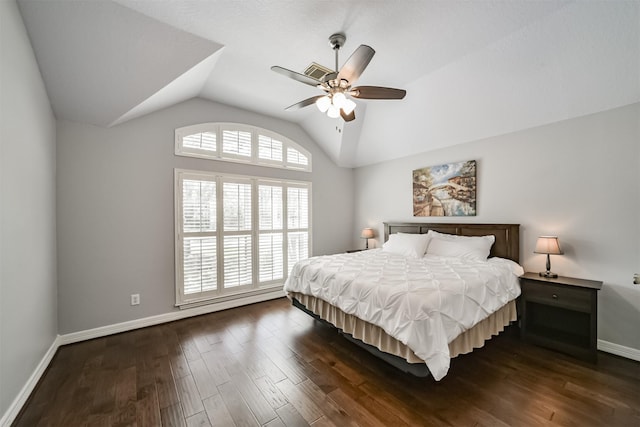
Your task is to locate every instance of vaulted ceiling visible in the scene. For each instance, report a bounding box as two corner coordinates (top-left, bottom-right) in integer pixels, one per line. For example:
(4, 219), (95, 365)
(17, 0), (640, 167)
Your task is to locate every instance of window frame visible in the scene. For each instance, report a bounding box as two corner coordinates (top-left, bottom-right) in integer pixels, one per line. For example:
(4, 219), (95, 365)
(175, 168), (312, 307)
(175, 123), (312, 172)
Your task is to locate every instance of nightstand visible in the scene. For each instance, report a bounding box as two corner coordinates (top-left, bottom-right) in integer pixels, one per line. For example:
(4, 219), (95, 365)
(519, 272), (602, 362)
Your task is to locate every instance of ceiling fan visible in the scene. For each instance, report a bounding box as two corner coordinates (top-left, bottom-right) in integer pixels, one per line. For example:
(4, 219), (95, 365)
(271, 33), (406, 122)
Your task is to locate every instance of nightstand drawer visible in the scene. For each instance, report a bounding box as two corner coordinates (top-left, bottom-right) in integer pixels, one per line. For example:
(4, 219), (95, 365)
(521, 281), (591, 312)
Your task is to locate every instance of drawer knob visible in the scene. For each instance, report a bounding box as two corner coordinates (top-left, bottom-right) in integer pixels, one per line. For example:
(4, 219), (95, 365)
(552, 294), (558, 299)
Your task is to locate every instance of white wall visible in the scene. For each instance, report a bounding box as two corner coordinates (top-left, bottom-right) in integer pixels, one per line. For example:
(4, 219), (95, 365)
(0, 0), (57, 420)
(56, 98), (355, 334)
(354, 103), (640, 351)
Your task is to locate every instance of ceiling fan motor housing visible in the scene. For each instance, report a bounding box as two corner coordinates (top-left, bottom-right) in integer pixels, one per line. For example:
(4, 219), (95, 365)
(329, 33), (346, 50)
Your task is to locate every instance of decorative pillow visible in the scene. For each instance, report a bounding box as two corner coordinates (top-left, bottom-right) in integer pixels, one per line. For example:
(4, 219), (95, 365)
(382, 233), (430, 258)
(425, 231), (495, 260)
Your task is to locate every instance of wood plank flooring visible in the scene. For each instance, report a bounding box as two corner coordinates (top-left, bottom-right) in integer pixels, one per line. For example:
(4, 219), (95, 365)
(13, 297), (640, 426)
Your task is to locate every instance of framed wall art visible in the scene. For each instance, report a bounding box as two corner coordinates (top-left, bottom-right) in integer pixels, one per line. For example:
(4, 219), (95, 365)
(413, 160), (476, 216)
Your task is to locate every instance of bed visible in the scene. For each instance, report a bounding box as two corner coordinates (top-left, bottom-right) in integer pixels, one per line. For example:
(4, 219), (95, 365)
(284, 222), (522, 380)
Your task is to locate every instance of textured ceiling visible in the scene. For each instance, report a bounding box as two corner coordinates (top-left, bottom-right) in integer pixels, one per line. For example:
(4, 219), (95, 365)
(17, 0), (640, 167)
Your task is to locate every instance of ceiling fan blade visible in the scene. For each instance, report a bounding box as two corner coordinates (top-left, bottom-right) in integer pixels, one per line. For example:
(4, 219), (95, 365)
(352, 86), (406, 100)
(271, 66), (321, 87)
(340, 109), (356, 122)
(285, 95), (324, 111)
(337, 45), (375, 84)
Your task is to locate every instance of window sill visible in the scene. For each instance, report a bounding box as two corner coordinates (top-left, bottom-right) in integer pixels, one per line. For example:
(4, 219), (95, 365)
(177, 284), (284, 310)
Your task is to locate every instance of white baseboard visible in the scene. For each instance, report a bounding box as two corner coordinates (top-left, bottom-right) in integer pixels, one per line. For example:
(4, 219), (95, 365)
(1, 337), (61, 427)
(58, 289), (285, 345)
(598, 339), (640, 362)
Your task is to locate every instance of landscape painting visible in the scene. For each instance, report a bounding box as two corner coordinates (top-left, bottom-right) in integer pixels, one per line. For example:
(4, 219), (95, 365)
(413, 160), (476, 216)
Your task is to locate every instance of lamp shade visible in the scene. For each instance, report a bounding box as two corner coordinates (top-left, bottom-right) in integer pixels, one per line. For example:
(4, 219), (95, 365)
(361, 228), (374, 239)
(327, 104), (340, 118)
(534, 236), (563, 255)
(342, 98), (357, 114)
(315, 95), (331, 113)
(332, 92), (346, 109)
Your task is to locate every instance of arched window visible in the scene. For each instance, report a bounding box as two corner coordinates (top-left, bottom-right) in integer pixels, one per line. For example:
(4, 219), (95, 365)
(175, 123), (311, 171)
(174, 123), (312, 307)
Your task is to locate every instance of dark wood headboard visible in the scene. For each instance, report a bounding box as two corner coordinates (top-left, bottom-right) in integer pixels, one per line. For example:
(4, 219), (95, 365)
(384, 222), (520, 263)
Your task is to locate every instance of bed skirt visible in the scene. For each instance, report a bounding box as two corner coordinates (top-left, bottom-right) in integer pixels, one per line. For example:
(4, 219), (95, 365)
(289, 292), (517, 364)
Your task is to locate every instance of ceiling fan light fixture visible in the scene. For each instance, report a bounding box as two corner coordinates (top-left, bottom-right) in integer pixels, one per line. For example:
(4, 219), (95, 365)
(327, 104), (340, 118)
(316, 95), (331, 112)
(342, 98), (356, 114)
(332, 92), (347, 109)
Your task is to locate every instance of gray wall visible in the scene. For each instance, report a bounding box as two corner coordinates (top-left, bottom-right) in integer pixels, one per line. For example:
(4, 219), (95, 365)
(56, 98), (355, 334)
(354, 103), (640, 351)
(0, 0), (57, 419)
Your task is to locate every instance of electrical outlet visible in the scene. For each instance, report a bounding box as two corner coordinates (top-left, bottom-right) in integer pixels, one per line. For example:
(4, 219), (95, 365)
(634, 274), (639, 285)
(131, 294), (140, 305)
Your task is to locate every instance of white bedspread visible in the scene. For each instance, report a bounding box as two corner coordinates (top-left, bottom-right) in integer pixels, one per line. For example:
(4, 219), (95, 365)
(284, 249), (523, 380)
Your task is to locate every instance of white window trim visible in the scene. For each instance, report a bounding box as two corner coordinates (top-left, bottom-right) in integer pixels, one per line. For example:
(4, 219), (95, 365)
(175, 168), (312, 307)
(175, 122), (312, 172)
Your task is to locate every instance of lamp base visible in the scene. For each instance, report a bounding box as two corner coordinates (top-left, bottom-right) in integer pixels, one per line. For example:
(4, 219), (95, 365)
(539, 271), (558, 279)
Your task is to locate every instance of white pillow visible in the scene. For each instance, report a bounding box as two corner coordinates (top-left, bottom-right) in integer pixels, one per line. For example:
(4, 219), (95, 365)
(425, 231), (495, 260)
(382, 233), (430, 258)
(426, 230), (495, 245)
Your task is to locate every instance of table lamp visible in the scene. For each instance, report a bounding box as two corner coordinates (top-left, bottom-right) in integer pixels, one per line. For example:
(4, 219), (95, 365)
(534, 236), (563, 278)
(361, 228), (374, 249)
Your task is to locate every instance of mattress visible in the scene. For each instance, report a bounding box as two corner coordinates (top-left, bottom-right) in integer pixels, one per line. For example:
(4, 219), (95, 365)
(284, 249), (523, 380)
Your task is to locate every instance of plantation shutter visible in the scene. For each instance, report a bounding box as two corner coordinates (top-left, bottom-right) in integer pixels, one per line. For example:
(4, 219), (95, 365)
(222, 129), (252, 158)
(287, 186), (309, 229)
(176, 124), (311, 171)
(222, 180), (252, 288)
(286, 186), (310, 273)
(183, 131), (216, 152)
(258, 135), (283, 162)
(181, 178), (217, 295)
(286, 147), (309, 168)
(176, 168), (311, 306)
(258, 184), (284, 283)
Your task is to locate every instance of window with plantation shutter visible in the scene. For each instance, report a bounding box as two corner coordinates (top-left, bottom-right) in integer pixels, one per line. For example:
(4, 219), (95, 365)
(287, 231), (309, 275)
(222, 129), (252, 158)
(175, 169), (311, 307)
(286, 186), (310, 274)
(222, 181), (252, 288)
(287, 186), (309, 229)
(258, 135), (283, 162)
(179, 177), (217, 299)
(259, 233), (283, 282)
(286, 147), (309, 169)
(183, 132), (216, 152)
(175, 123), (311, 171)
(258, 184), (283, 283)
(183, 237), (216, 294)
(223, 235), (252, 288)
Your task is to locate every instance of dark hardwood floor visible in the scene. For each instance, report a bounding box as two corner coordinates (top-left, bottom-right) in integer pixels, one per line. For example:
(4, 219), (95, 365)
(14, 297), (640, 426)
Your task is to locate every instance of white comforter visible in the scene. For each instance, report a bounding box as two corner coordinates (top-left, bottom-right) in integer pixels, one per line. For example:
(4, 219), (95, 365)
(284, 249), (523, 380)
